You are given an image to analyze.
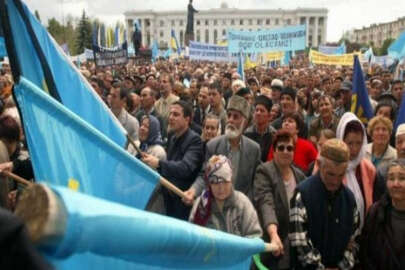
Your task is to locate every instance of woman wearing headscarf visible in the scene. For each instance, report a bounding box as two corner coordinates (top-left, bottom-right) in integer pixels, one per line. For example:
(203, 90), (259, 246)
(336, 112), (377, 228)
(189, 155), (262, 238)
(136, 114), (166, 161)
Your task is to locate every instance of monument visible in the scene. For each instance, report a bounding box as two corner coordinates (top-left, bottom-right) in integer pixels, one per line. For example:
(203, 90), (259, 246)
(184, 0), (198, 46)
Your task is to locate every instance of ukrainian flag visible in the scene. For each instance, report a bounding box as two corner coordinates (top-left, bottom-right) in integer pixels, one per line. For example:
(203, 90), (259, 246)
(0, 0), (126, 147)
(170, 29), (181, 55)
(351, 55), (374, 124)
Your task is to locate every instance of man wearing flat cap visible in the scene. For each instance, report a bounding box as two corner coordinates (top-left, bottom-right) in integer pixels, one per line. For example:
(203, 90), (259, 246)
(184, 95), (261, 204)
(290, 139), (360, 270)
(335, 80), (353, 118)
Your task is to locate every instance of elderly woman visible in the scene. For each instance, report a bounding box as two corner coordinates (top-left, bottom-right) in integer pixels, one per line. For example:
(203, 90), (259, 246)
(336, 112), (377, 228)
(365, 116), (397, 170)
(267, 112), (318, 173)
(189, 155), (262, 238)
(253, 130), (306, 270)
(360, 159), (405, 269)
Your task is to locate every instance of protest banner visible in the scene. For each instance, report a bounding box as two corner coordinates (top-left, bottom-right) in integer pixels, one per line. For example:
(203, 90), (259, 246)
(189, 41), (230, 62)
(93, 41), (128, 67)
(318, 44), (346, 55)
(227, 25), (306, 53)
(264, 51), (284, 61)
(309, 49), (361, 66)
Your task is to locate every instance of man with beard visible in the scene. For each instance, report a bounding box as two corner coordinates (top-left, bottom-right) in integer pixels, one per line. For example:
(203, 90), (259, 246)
(183, 95), (261, 205)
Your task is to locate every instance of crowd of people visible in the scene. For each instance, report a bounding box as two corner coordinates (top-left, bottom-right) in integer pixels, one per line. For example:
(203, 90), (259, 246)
(0, 53), (405, 269)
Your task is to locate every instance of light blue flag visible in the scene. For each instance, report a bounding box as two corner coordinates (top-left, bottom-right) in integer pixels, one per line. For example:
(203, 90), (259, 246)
(14, 77), (159, 209)
(2, 0), (127, 147)
(282, 51), (291, 66)
(163, 47), (172, 59)
(363, 47), (374, 62)
(388, 30), (405, 60)
(351, 55), (374, 124)
(45, 185), (265, 270)
(237, 52), (245, 81)
(151, 40), (159, 62)
(0, 36), (6, 57)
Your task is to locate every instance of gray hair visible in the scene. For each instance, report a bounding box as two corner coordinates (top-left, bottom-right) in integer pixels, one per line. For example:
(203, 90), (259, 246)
(387, 158), (405, 171)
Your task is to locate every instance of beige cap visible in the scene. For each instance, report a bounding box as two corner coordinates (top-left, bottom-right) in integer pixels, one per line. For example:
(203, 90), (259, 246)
(320, 139), (350, 163)
(227, 95), (250, 120)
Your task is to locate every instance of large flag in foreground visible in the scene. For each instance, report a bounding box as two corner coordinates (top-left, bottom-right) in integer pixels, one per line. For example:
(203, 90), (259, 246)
(0, 0), (126, 147)
(388, 30), (405, 60)
(45, 185), (266, 270)
(14, 77), (159, 209)
(351, 55), (374, 124)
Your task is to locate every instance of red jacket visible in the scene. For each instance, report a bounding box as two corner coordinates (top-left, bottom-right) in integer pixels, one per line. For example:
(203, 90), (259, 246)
(267, 138), (318, 173)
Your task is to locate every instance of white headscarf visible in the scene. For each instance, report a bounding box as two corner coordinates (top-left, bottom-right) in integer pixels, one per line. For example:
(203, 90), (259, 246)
(336, 112), (368, 228)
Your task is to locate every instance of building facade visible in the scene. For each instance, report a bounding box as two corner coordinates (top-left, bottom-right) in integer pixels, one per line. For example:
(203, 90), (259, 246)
(351, 17), (405, 47)
(124, 3), (328, 49)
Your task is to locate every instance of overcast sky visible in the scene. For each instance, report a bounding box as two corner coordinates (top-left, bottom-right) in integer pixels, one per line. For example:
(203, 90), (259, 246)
(24, 0), (405, 42)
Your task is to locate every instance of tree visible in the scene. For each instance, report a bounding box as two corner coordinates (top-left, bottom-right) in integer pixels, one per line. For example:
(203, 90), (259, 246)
(34, 10), (41, 22)
(75, 10), (92, 54)
(379, 38), (395, 55)
(47, 17), (64, 43)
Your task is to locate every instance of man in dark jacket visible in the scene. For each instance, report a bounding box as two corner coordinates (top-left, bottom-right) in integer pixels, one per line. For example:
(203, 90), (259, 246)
(289, 139), (360, 270)
(142, 100), (203, 220)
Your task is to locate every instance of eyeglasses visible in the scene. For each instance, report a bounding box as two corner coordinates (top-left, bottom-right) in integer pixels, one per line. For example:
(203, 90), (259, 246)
(276, 144), (294, 152)
(208, 175), (230, 184)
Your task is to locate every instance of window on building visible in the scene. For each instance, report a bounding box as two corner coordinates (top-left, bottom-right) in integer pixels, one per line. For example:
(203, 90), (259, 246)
(257, 19), (262, 25)
(205, 20), (209, 26)
(214, 19), (218, 26)
(222, 29), (226, 37)
(286, 19), (291, 25)
(309, 17), (315, 25)
(145, 19), (150, 27)
(180, 30), (184, 47)
(300, 17), (306, 25)
(160, 20), (164, 27)
(266, 19), (270, 25)
(231, 19), (235, 25)
(214, 29), (218, 44)
(171, 20), (175, 27)
(147, 31), (151, 47)
(275, 18), (279, 25)
(318, 35), (322, 45)
(197, 29), (201, 42)
(205, 29), (209, 43)
(240, 19), (244, 25)
(197, 20), (200, 26)
(222, 19), (226, 26)
(249, 19), (252, 25)
(180, 20), (184, 26)
(160, 30), (164, 38)
(319, 17), (324, 26)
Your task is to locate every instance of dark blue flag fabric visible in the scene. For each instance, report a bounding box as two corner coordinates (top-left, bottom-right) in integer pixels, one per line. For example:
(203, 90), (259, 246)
(351, 55), (374, 124)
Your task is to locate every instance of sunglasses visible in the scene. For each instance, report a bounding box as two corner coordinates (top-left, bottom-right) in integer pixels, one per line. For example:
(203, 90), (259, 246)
(276, 144), (294, 152)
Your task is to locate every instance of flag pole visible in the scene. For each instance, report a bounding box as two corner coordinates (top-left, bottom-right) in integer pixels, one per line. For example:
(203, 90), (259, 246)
(126, 135), (186, 199)
(1, 171), (33, 186)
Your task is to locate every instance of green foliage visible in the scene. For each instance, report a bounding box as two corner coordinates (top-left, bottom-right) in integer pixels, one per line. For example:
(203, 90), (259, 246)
(379, 38), (395, 55)
(75, 10), (92, 55)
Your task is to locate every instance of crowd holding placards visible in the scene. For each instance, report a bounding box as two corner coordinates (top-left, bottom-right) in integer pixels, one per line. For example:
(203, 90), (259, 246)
(0, 53), (405, 269)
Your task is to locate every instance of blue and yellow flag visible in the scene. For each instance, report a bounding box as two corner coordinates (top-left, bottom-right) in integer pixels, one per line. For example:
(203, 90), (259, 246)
(0, 0), (126, 147)
(46, 185), (265, 270)
(170, 29), (181, 55)
(14, 77), (159, 209)
(351, 55), (374, 124)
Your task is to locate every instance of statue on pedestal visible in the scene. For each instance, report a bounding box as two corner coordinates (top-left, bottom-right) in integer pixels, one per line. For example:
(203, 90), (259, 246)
(185, 0), (198, 46)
